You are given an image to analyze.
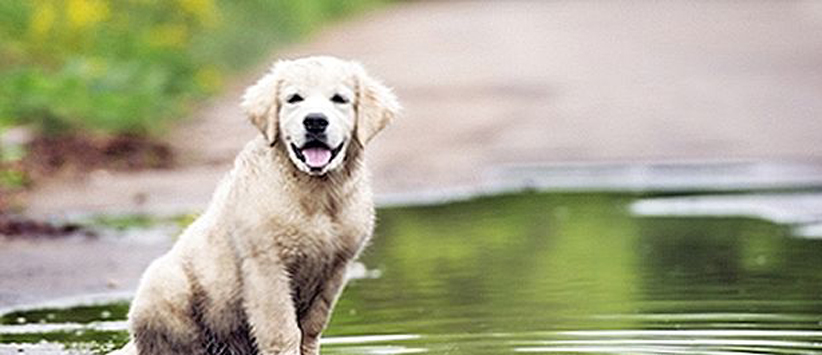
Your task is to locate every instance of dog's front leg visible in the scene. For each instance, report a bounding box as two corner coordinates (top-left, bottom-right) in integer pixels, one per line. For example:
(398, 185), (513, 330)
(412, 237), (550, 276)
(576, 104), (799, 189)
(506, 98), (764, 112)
(242, 255), (301, 355)
(300, 264), (349, 355)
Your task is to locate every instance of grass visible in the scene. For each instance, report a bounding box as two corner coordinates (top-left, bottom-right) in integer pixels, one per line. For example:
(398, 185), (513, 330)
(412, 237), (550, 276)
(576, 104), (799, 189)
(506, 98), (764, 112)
(85, 212), (199, 231)
(0, 0), (386, 138)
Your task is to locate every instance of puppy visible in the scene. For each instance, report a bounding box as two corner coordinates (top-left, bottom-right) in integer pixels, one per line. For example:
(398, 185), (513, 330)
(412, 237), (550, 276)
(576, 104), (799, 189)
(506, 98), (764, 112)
(111, 56), (399, 355)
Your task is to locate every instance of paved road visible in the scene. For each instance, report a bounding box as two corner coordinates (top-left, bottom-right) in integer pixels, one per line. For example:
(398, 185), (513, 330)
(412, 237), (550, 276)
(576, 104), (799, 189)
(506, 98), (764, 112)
(22, 0), (822, 217)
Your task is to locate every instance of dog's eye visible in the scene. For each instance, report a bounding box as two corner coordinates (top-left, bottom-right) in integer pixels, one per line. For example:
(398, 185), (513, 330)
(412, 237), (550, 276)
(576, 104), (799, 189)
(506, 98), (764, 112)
(330, 94), (349, 104)
(286, 94), (304, 104)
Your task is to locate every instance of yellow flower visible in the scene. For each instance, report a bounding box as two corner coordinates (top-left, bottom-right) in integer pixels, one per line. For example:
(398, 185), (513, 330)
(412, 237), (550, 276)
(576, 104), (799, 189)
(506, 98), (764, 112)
(30, 2), (57, 39)
(146, 24), (188, 48)
(178, 0), (218, 26)
(66, 0), (110, 30)
(195, 67), (223, 93)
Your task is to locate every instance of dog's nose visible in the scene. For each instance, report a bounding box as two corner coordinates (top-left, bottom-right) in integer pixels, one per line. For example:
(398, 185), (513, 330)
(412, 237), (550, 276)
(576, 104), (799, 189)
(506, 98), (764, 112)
(303, 114), (328, 134)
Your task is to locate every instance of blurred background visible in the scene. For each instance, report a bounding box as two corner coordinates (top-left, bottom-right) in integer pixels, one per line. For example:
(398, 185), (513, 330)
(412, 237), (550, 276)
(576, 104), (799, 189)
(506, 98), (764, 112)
(2, 1), (822, 354)
(0, 0), (382, 213)
(1, 0), (821, 215)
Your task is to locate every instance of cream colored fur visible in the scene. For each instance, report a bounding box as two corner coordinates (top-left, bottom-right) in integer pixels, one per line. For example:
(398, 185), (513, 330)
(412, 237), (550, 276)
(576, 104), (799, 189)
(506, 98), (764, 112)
(110, 56), (399, 355)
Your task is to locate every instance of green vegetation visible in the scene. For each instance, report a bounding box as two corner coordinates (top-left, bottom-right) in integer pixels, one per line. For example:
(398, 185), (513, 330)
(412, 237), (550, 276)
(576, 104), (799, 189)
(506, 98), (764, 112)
(0, 0), (384, 137)
(0, 167), (28, 191)
(0, 141), (27, 193)
(83, 212), (199, 240)
(80, 212), (200, 240)
(86, 214), (160, 231)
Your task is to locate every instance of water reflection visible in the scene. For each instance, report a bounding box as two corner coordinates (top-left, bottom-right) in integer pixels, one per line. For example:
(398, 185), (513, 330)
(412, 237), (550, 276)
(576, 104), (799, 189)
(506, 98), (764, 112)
(2, 192), (822, 354)
(323, 192), (822, 354)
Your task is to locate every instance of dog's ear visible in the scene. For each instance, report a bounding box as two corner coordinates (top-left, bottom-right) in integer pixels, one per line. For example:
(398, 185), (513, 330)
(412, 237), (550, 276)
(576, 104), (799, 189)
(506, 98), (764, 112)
(354, 63), (400, 145)
(241, 62), (283, 145)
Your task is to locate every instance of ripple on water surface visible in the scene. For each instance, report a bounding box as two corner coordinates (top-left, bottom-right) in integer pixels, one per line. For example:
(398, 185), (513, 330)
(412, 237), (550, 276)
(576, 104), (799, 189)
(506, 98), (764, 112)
(2, 192), (822, 354)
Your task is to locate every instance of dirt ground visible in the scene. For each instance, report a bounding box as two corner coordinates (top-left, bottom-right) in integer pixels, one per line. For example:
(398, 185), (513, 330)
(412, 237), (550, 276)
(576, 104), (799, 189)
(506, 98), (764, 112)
(0, 233), (172, 309)
(20, 0), (822, 217)
(6, 0), (822, 309)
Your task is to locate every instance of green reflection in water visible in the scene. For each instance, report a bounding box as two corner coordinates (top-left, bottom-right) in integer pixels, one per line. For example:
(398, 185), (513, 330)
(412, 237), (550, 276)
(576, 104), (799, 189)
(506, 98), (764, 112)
(0, 302), (129, 325)
(3, 192), (822, 354)
(332, 193), (643, 336)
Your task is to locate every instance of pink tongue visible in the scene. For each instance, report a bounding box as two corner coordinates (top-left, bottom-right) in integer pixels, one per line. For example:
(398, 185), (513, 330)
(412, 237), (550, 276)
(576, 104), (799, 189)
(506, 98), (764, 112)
(303, 147), (332, 168)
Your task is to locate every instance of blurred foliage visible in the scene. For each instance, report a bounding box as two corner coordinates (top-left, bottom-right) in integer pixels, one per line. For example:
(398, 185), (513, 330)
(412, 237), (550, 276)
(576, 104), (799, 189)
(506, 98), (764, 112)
(170, 211), (199, 230)
(0, 0), (384, 137)
(86, 213), (157, 231)
(85, 211), (200, 233)
(0, 168), (29, 191)
(0, 143), (28, 196)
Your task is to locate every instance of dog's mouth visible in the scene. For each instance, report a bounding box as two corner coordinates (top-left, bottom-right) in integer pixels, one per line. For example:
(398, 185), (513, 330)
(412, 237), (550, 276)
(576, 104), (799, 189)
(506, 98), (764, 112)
(291, 140), (344, 172)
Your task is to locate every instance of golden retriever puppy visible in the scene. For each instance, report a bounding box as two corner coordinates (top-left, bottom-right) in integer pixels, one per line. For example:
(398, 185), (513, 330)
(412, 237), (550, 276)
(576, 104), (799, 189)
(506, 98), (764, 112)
(110, 56), (399, 355)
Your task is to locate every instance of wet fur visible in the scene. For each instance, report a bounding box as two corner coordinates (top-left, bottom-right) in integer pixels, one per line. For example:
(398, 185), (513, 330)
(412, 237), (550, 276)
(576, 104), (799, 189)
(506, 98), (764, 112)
(110, 57), (397, 355)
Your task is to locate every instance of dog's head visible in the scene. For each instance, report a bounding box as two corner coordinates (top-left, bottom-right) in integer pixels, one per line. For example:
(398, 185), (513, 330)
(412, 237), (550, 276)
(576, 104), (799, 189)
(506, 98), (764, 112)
(241, 56), (400, 176)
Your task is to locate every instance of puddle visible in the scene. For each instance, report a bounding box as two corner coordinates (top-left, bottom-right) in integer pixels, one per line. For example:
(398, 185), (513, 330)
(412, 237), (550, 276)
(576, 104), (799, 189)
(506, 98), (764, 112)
(0, 302), (129, 326)
(2, 192), (822, 354)
(631, 193), (822, 238)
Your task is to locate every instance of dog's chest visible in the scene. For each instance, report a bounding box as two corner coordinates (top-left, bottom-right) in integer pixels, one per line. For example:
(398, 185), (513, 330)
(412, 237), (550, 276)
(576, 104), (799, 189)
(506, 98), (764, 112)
(275, 212), (365, 297)
(275, 213), (364, 262)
